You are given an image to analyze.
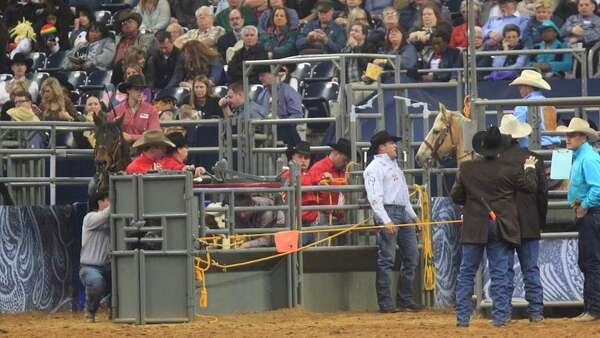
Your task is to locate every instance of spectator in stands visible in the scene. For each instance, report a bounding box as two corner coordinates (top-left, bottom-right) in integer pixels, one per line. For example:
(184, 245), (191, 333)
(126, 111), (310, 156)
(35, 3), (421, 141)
(112, 11), (157, 67)
(374, 26), (418, 69)
(216, 0), (259, 33)
(147, 30), (184, 90)
(342, 22), (377, 97)
(184, 75), (224, 119)
(35, 0), (73, 51)
(175, 6), (225, 49)
(219, 81), (264, 119)
(227, 26), (267, 83)
(166, 22), (184, 42)
(346, 8), (374, 31)
(3, 0), (38, 30)
(81, 95), (106, 148)
(335, 0), (369, 28)
(365, 0), (392, 18)
(39, 77), (75, 121)
(109, 75), (160, 142)
(126, 129), (175, 174)
(259, 0), (299, 34)
(37, 23), (61, 56)
(80, 191), (112, 323)
(408, 3), (449, 51)
(158, 132), (207, 176)
(400, 0), (452, 30)
(509, 69), (560, 147)
(484, 24), (528, 80)
(450, 0), (481, 49)
(181, 40), (223, 85)
(521, 0), (562, 48)
(296, 0), (347, 54)
(134, 0), (171, 33)
(368, 6), (400, 48)
(531, 20), (573, 77)
(112, 46), (147, 87)
(6, 89), (45, 150)
(560, 0), (600, 47)
(217, 8), (245, 61)
(308, 138), (352, 224)
(234, 194), (286, 248)
(69, 6), (94, 49)
(482, 0), (529, 48)
(554, 0), (578, 24)
(256, 69), (303, 145)
(107, 63), (153, 107)
(8, 19), (37, 58)
(0, 53), (39, 105)
(168, 0), (206, 29)
(260, 7), (299, 59)
(66, 22), (116, 72)
(557, 118), (600, 322)
(412, 30), (462, 82)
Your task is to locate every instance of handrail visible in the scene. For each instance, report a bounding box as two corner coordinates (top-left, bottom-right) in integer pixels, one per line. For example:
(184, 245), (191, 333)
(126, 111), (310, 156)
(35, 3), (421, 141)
(472, 96), (600, 107)
(475, 48), (585, 57)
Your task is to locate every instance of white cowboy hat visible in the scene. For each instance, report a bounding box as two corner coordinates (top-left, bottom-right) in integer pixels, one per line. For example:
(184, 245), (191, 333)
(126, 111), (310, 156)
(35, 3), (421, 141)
(498, 114), (532, 139)
(556, 117), (599, 141)
(509, 70), (551, 90)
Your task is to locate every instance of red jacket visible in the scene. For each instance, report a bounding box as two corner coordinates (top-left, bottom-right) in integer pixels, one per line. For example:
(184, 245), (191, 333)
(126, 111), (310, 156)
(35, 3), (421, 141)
(108, 101), (160, 141)
(307, 156), (347, 220)
(282, 168), (319, 222)
(449, 23), (467, 49)
(158, 156), (185, 171)
(126, 153), (159, 174)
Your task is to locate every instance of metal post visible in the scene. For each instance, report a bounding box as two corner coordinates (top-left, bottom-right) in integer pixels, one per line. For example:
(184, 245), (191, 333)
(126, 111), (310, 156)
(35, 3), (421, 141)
(347, 84), (358, 164)
(376, 82), (385, 131)
(49, 126), (56, 204)
(527, 106), (542, 150)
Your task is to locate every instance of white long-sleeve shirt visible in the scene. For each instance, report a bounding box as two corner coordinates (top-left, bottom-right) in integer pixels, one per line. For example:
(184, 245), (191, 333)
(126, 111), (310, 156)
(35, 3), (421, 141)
(363, 154), (417, 225)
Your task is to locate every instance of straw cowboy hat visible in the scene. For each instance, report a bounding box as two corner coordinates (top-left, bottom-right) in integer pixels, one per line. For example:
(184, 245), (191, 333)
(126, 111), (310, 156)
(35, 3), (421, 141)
(498, 114), (532, 139)
(509, 70), (551, 90)
(7, 107), (39, 121)
(132, 129), (176, 149)
(556, 117), (599, 141)
(472, 126), (511, 157)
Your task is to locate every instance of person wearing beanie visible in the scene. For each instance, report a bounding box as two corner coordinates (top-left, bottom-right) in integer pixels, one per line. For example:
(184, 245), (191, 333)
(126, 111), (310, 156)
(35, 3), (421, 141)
(39, 23), (61, 55)
(158, 132), (207, 177)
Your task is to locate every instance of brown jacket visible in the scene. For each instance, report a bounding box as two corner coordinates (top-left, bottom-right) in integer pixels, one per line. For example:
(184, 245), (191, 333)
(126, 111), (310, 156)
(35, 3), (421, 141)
(450, 157), (537, 246)
(499, 142), (548, 239)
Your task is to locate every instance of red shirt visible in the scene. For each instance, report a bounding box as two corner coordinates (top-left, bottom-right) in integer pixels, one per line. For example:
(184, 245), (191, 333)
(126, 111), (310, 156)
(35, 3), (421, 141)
(158, 156), (186, 171)
(307, 156), (347, 220)
(449, 23), (467, 49)
(108, 101), (160, 141)
(126, 153), (159, 174)
(282, 169), (319, 222)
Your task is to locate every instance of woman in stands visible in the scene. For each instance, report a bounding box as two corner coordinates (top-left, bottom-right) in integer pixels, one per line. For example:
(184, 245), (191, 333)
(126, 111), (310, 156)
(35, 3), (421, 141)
(374, 26), (418, 69)
(335, 0), (373, 28)
(0, 53), (39, 105)
(560, 0), (600, 48)
(134, 0), (171, 33)
(258, 0), (300, 33)
(407, 3), (449, 51)
(65, 22), (115, 72)
(259, 7), (299, 59)
(180, 40), (223, 86)
(39, 76), (75, 121)
(69, 6), (94, 49)
(79, 94), (107, 148)
(188, 75), (223, 119)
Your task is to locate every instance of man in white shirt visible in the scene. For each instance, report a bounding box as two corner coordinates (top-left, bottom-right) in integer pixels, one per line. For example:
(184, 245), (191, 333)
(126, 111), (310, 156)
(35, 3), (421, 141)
(363, 130), (423, 313)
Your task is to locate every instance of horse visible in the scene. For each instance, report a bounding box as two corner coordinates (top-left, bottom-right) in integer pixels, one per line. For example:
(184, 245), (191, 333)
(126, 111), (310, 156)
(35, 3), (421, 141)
(92, 113), (131, 193)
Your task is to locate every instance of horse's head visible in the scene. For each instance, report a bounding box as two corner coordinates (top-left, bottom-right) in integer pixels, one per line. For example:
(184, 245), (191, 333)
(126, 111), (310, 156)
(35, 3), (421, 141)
(93, 113), (129, 193)
(416, 103), (468, 168)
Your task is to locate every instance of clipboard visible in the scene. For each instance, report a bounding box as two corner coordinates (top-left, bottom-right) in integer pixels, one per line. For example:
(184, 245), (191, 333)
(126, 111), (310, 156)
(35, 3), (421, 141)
(550, 149), (573, 180)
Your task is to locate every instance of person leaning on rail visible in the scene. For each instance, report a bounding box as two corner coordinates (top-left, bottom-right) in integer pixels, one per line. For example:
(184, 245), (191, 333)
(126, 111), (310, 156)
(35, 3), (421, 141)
(363, 130), (423, 313)
(451, 126), (538, 327)
(498, 114), (547, 323)
(125, 129), (175, 174)
(556, 118), (600, 322)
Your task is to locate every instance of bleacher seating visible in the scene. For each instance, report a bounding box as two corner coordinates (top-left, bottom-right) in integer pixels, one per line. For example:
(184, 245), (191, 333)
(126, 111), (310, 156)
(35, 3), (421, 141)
(212, 86), (228, 98)
(302, 81), (339, 131)
(67, 71), (88, 89)
(30, 52), (47, 72)
(248, 84), (264, 102)
(94, 10), (113, 26)
(27, 72), (50, 88)
(42, 51), (68, 72)
(305, 62), (337, 83)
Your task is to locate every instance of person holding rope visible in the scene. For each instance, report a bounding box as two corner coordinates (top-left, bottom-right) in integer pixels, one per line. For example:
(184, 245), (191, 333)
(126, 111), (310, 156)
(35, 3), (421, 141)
(556, 118), (600, 322)
(363, 130), (423, 313)
(451, 126), (537, 327)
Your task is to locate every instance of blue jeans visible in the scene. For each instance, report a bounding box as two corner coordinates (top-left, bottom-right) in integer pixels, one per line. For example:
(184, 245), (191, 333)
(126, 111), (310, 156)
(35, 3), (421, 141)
(79, 264), (111, 314)
(375, 205), (418, 310)
(577, 209), (600, 316)
(456, 221), (512, 325)
(507, 239), (544, 317)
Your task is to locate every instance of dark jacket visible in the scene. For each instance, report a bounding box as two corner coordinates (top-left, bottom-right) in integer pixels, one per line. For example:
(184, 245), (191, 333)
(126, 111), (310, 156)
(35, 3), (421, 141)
(147, 47), (184, 89)
(168, 0), (208, 29)
(450, 157), (537, 246)
(227, 45), (268, 83)
(419, 46), (463, 81)
(217, 31), (240, 60)
(499, 142), (547, 239)
(259, 28), (298, 59)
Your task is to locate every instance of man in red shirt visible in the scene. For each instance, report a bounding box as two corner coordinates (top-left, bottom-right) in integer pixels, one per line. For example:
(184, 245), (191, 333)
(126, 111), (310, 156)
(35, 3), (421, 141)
(108, 75), (160, 143)
(308, 138), (352, 224)
(158, 132), (207, 177)
(281, 141), (319, 225)
(125, 129), (174, 174)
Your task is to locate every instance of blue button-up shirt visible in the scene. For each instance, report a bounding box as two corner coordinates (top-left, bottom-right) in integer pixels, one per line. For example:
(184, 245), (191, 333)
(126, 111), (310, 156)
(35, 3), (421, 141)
(483, 12), (529, 42)
(255, 82), (304, 119)
(513, 91), (561, 147)
(568, 142), (600, 209)
(363, 154), (417, 224)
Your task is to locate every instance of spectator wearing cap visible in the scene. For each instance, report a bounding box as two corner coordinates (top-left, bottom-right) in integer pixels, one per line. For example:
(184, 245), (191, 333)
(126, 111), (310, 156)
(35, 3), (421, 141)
(521, 0), (563, 48)
(66, 21), (116, 72)
(281, 141), (320, 226)
(133, 0), (171, 34)
(498, 114), (546, 323)
(307, 138), (352, 224)
(531, 20), (573, 77)
(38, 23), (61, 55)
(451, 126), (537, 327)
(296, 0), (347, 54)
(108, 75), (160, 143)
(147, 30), (184, 90)
(158, 132), (207, 177)
(175, 6), (226, 49)
(482, 0), (529, 48)
(509, 69), (560, 148)
(227, 26), (268, 83)
(560, 0), (600, 47)
(112, 10), (158, 67)
(215, 0), (258, 33)
(217, 8), (245, 61)
(126, 129), (175, 174)
(0, 53), (39, 105)
(556, 118), (600, 322)
(483, 24), (528, 81)
(363, 130), (422, 313)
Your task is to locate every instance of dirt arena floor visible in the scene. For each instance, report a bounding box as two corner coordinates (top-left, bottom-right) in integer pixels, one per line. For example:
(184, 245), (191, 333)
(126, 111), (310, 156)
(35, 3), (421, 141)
(1, 307), (599, 338)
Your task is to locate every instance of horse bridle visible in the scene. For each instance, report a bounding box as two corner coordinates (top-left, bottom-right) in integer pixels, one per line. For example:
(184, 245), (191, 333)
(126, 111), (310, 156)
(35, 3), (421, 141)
(95, 131), (124, 172)
(422, 114), (472, 163)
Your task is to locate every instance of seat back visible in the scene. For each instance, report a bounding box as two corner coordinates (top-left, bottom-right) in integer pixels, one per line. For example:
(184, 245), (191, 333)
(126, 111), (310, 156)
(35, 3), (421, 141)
(306, 62), (336, 82)
(156, 87), (191, 107)
(67, 71), (88, 89)
(94, 10), (113, 25)
(44, 51), (67, 71)
(248, 84), (264, 102)
(30, 52), (47, 71)
(0, 74), (13, 82)
(212, 85), (228, 98)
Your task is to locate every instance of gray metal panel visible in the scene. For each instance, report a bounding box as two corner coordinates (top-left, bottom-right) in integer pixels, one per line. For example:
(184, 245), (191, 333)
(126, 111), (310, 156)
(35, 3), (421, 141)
(112, 250), (140, 323)
(110, 217), (130, 251)
(110, 175), (138, 216)
(164, 217), (187, 251)
(139, 174), (189, 216)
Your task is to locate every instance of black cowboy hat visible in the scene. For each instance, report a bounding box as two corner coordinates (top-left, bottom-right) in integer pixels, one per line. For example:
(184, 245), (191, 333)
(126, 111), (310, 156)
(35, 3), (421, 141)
(286, 141), (311, 160)
(9, 53), (33, 69)
(368, 130), (401, 156)
(166, 132), (188, 149)
(118, 74), (147, 92)
(472, 126), (511, 158)
(329, 138), (352, 158)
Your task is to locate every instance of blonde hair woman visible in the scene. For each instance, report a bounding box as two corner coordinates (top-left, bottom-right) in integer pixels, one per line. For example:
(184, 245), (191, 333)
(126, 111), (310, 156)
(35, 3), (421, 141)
(39, 77), (75, 121)
(134, 0), (171, 33)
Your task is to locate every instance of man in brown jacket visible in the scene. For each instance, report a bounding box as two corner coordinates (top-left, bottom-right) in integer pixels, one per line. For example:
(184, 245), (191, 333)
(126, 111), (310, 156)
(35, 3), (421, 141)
(499, 114), (547, 322)
(451, 126), (538, 327)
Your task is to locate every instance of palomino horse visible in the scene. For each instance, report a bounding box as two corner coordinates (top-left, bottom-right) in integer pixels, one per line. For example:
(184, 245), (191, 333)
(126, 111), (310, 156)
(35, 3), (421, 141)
(416, 103), (473, 168)
(92, 113), (131, 193)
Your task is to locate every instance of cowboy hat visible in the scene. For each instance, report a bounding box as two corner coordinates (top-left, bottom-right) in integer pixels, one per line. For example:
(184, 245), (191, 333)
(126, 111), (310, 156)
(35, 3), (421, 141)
(115, 10), (142, 28)
(132, 129), (176, 149)
(556, 117), (599, 141)
(368, 130), (401, 155)
(9, 53), (33, 69)
(472, 126), (511, 157)
(329, 138), (352, 158)
(166, 131), (188, 149)
(7, 107), (39, 122)
(118, 74), (147, 93)
(509, 70), (551, 90)
(498, 114), (532, 139)
(286, 141), (311, 160)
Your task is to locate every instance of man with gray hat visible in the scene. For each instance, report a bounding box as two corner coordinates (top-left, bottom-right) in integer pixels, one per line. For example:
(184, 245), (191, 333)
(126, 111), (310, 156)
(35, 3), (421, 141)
(363, 130), (422, 313)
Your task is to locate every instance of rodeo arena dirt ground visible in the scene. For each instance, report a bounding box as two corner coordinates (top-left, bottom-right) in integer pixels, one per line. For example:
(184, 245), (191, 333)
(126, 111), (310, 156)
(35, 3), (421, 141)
(2, 307), (600, 337)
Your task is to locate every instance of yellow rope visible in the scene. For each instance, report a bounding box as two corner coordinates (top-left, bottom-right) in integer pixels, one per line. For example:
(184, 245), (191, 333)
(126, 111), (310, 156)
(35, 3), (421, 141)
(415, 185), (435, 291)
(194, 250), (211, 308)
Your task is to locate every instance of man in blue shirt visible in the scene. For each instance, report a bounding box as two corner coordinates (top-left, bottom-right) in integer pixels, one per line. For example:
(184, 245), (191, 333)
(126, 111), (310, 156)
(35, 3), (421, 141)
(557, 117), (600, 322)
(482, 0), (529, 48)
(509, 69), (561, 148)
(296, 0), (347, 54)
